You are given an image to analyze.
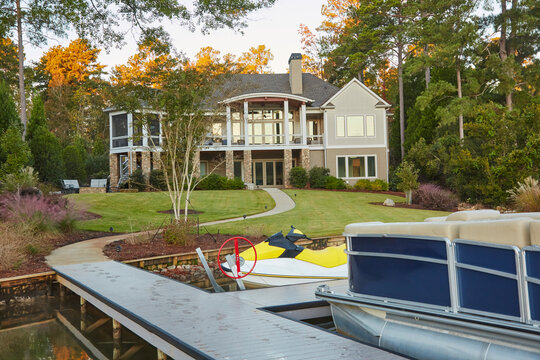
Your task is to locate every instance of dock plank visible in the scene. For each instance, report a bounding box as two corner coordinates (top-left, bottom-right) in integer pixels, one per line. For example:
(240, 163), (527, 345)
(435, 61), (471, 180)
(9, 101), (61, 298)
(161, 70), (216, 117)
(54, 261), (403, 360)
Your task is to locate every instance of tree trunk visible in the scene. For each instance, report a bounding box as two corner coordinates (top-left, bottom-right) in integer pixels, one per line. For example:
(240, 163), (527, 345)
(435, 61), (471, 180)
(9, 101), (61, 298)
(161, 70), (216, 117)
(499, 0), (512, 111)
(16, 0), (28, 139)
(457, 67), (464, 140)
(424, 45), (430, 89)
(406, 189), (412, 205)
(398, 43), (405, 160)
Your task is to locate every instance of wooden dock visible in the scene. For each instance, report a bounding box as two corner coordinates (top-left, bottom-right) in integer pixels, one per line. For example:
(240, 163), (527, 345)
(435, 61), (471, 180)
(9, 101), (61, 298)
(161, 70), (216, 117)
(53, 261), (403, 360)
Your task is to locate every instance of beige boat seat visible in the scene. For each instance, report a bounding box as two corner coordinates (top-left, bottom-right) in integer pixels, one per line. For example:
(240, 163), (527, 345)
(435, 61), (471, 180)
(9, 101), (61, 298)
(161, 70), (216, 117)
(446, 209), (501, 221)
(344, 221), (461, 241)
(500, 212), (540, 221)
(457, 218), (531, 248)
(530, 220), (540, 246)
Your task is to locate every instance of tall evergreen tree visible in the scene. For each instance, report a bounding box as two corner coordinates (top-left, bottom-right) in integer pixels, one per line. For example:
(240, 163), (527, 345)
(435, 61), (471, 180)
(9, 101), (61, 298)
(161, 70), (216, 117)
(27, 94), (47, 141)
(0, 80), (20, 133)
(0, 126), (30, 177)
(63, 144), (86, 184)
(29, 127), (64, 184)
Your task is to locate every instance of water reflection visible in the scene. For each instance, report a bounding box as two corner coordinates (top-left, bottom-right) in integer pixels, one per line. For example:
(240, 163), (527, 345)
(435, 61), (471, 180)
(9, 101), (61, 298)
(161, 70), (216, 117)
(0, 321), (91, 360)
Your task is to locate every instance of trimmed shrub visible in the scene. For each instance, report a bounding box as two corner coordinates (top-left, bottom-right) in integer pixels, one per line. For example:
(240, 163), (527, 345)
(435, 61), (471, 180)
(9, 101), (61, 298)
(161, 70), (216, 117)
(371, 179), (389, 191)
(128, 169), (147, 192)
(225, 177), (245, 190)
(325, 176), (347, 190)
(162, 219), (195, 246)
(354, 179), (373, 191)
(198, 173), (226, 190)
(149, 169), (167, 191)
(412, 184), (459, 211)
(508, 177), (540, 212)
(289, 167), (308, 188)
(309, 167), (330, 188)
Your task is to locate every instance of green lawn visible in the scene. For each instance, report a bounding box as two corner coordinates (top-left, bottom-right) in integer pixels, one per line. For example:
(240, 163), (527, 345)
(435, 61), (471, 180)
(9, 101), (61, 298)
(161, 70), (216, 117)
(203, 189), (450, 237)
(70, 190), (275, 232)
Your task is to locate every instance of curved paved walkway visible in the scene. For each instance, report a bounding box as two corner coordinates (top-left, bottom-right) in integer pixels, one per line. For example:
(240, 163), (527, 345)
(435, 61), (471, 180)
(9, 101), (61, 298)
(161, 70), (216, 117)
(46, 188), (295, 267)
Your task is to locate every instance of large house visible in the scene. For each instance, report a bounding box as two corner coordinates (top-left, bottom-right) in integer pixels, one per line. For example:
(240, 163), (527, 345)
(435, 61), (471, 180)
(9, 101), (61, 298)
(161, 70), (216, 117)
(107, 54), (391, 188)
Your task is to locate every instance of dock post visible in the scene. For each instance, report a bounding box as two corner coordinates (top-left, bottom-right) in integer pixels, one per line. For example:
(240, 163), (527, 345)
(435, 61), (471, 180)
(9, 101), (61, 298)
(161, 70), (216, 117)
(157, 349), (167, 360)
(80, 297), (87, 332)
(196, 247), (224, 293)
(59, 284), (66, 305)
(113, 319), (122, 360)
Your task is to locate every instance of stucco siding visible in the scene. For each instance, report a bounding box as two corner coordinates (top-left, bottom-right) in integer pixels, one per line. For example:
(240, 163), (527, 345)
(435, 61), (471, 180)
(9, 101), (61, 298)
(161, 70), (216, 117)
(326, 81), (387, 148)
(326, 147), (388, 185)
(309, 150), (325, 169)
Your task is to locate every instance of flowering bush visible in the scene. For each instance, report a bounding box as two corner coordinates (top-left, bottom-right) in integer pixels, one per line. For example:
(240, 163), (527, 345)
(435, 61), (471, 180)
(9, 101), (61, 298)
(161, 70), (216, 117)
(0, 193), (82, 233)
(412, 184), (458, 211)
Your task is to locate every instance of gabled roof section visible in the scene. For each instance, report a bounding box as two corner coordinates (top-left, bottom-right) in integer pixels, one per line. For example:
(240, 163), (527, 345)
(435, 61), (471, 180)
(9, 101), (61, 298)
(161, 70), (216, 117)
(321, 78), (391, 108)
(214, 73), (340, 108)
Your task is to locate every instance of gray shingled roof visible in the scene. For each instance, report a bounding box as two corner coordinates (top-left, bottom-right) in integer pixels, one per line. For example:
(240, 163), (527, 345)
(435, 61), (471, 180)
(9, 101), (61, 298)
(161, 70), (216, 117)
(212, 73), (341, 108)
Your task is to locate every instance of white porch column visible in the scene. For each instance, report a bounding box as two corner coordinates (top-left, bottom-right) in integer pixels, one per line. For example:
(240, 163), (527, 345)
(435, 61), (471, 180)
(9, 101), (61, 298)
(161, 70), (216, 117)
(283, 100), (289, 145)
(226, 105), (232, 146)
(244, 101), (249, 145)
(142, 116), (148, 147)
(301, 103), (307, 145)
(128, 113), (134, 147)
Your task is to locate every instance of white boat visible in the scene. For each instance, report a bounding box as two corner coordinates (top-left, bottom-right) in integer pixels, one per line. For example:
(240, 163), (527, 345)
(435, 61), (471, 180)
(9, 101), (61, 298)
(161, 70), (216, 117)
(221, 227), (347, 287)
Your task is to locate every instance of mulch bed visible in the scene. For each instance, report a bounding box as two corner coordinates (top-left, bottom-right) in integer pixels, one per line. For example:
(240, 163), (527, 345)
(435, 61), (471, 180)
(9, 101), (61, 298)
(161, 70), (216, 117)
(301, 188), (406, 197)
(0, 230), (115, 279)
(369, 202), (455, 212)
(104, 233), (266, 262)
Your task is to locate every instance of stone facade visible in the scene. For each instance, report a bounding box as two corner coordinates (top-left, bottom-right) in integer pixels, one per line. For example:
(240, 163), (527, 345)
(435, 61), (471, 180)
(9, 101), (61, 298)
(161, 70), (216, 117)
(301, 148), (310, 170)
(193, 151), (201, 178)
(152, 151), (161, 170)
(109, 154), (118, 186)
(130, 152), (138, 174)
(284, 149), (292, 188)
(243, 150), (252, 183)
(141, 152), (151, 178)
(225, 151), (234, 179)
(79, 187), (106, 194)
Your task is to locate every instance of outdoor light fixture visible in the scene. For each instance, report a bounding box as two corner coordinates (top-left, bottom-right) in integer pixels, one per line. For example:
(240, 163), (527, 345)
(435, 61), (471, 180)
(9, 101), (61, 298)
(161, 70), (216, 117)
(265, 205), (267, 209)
(243, 214), (247, 220)
(116, 245), (121, 253)
(109, 226), (114, 232)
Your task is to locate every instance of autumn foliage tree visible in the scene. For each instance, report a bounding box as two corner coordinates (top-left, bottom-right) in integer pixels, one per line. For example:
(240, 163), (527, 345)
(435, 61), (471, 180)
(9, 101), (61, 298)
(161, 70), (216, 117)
(237, 45), (274, 74)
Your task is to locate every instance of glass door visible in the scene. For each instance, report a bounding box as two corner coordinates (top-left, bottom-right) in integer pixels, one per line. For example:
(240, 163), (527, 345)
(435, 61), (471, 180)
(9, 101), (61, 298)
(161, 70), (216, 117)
(254, 162), (264, 186)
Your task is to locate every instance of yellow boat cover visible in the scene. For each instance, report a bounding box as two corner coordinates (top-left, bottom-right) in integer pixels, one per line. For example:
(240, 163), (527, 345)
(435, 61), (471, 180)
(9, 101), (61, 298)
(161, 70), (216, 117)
(295, 244), (347, 268)
(241, 242), (346, 268)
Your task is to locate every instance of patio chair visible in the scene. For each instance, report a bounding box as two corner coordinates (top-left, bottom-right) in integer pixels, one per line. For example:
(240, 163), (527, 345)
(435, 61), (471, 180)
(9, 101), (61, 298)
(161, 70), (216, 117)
(61, 180), (80, 194)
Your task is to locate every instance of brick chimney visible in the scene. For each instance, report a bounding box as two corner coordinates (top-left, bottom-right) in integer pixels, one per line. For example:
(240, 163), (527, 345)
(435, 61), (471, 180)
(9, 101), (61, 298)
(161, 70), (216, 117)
(288, 53), (303, 95)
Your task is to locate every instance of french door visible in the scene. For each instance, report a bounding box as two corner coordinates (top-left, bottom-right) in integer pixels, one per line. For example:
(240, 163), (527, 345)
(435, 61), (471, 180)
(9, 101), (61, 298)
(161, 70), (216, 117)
(253, 160), (284, 186)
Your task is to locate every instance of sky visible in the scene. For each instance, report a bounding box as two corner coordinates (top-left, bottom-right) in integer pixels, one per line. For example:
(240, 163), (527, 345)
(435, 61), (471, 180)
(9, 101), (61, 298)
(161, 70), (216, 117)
(25, 0), (328, 75)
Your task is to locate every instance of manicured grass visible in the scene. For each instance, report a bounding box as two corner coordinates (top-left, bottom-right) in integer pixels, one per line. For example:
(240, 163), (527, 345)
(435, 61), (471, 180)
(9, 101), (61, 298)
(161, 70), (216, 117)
(204, 189), (451, 237)
(69, 190), (275, 232)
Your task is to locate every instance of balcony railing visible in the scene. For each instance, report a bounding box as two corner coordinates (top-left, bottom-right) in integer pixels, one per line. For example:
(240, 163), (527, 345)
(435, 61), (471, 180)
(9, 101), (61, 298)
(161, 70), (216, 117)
(203, 134), (324, 147)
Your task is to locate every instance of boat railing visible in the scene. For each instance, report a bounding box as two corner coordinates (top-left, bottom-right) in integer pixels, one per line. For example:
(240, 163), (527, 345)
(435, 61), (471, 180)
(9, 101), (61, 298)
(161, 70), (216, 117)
(345, 234), (539, 326)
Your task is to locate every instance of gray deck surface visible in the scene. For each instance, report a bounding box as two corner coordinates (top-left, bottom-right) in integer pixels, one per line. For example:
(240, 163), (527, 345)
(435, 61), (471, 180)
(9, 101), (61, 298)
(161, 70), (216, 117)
(53, 261), (403, 360)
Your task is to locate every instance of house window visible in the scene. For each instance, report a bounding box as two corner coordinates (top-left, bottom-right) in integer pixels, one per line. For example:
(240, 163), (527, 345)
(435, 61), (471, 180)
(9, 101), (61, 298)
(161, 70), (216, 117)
(347, 115), (364, 137)
(337, 114), (376, 137)
(336, 116), (345, 137)
(366, 115), (375, 137)
(112, 113), (128, 148)
(200, 162), (208, 177)
(234, 161), (243, 180)
(336, 155), (376, 178)
(149, 116), (160, 146)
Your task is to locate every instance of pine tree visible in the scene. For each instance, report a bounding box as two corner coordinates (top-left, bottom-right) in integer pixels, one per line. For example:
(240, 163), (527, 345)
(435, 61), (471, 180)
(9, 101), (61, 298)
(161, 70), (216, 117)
(27, 95), (47, 141)
(0, 80), (20, 134)
(29, 127), (65, 184)
(63, 144), (87, 184)
(0, 126), (30, 177)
